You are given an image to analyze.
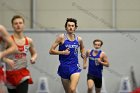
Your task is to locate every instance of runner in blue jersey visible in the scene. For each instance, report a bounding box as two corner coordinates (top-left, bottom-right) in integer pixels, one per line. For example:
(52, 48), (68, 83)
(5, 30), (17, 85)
(84, 39), (109, 93)
(49, 18), (86, 93)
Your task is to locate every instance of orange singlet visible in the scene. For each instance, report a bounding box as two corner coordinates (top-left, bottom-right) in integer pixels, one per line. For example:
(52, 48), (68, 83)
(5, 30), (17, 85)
(6, 35), (33, 88)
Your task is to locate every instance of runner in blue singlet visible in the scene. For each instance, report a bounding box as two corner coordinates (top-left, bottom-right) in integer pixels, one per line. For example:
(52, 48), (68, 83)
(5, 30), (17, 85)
(49, 18), (86, 93)
(84, 39), (109, 93)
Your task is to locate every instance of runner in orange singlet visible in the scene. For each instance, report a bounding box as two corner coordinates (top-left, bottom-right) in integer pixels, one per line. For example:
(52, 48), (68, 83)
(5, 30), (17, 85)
(0, 25), (17, 93)
(4, 15), (37, 93)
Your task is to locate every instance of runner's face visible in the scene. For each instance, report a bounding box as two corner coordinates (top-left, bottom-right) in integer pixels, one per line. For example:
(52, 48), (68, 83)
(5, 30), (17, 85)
(94, 41), (102, 49)
(66, 22), (76, 34)
(12, 18), (24, 33)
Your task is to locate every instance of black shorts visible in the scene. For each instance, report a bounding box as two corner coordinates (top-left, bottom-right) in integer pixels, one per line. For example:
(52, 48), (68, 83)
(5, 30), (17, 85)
(87, 74), (102, 88)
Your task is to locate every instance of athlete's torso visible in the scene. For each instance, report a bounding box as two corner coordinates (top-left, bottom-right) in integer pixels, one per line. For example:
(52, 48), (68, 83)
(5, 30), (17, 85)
(88, 49), (103, 78)
(0, 35), (6, 67)
(6, 35), (30, 70)
(59, 33), (80, 65)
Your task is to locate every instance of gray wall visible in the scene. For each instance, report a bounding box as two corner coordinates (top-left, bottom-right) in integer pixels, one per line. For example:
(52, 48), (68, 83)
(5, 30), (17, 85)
(0, 0), (140, 29)
(0, 0), (140, 92)
(4, 30), (140, 93)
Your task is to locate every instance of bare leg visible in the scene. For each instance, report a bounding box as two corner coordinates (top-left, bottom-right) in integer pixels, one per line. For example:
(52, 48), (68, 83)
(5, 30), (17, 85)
(69, 73), (80, 93)
(95, 88), (101, 93)
(0, 83), (6, 93)
(87, 79), (94, 93)
(61, 78), (70, 93)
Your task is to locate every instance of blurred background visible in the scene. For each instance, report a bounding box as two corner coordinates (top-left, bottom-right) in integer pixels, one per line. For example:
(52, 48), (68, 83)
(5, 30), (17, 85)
(0, 0), (140, 93)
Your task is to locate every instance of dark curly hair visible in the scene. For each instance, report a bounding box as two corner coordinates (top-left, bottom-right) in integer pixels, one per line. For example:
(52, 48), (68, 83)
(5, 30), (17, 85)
(65, 18), (78, 28)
